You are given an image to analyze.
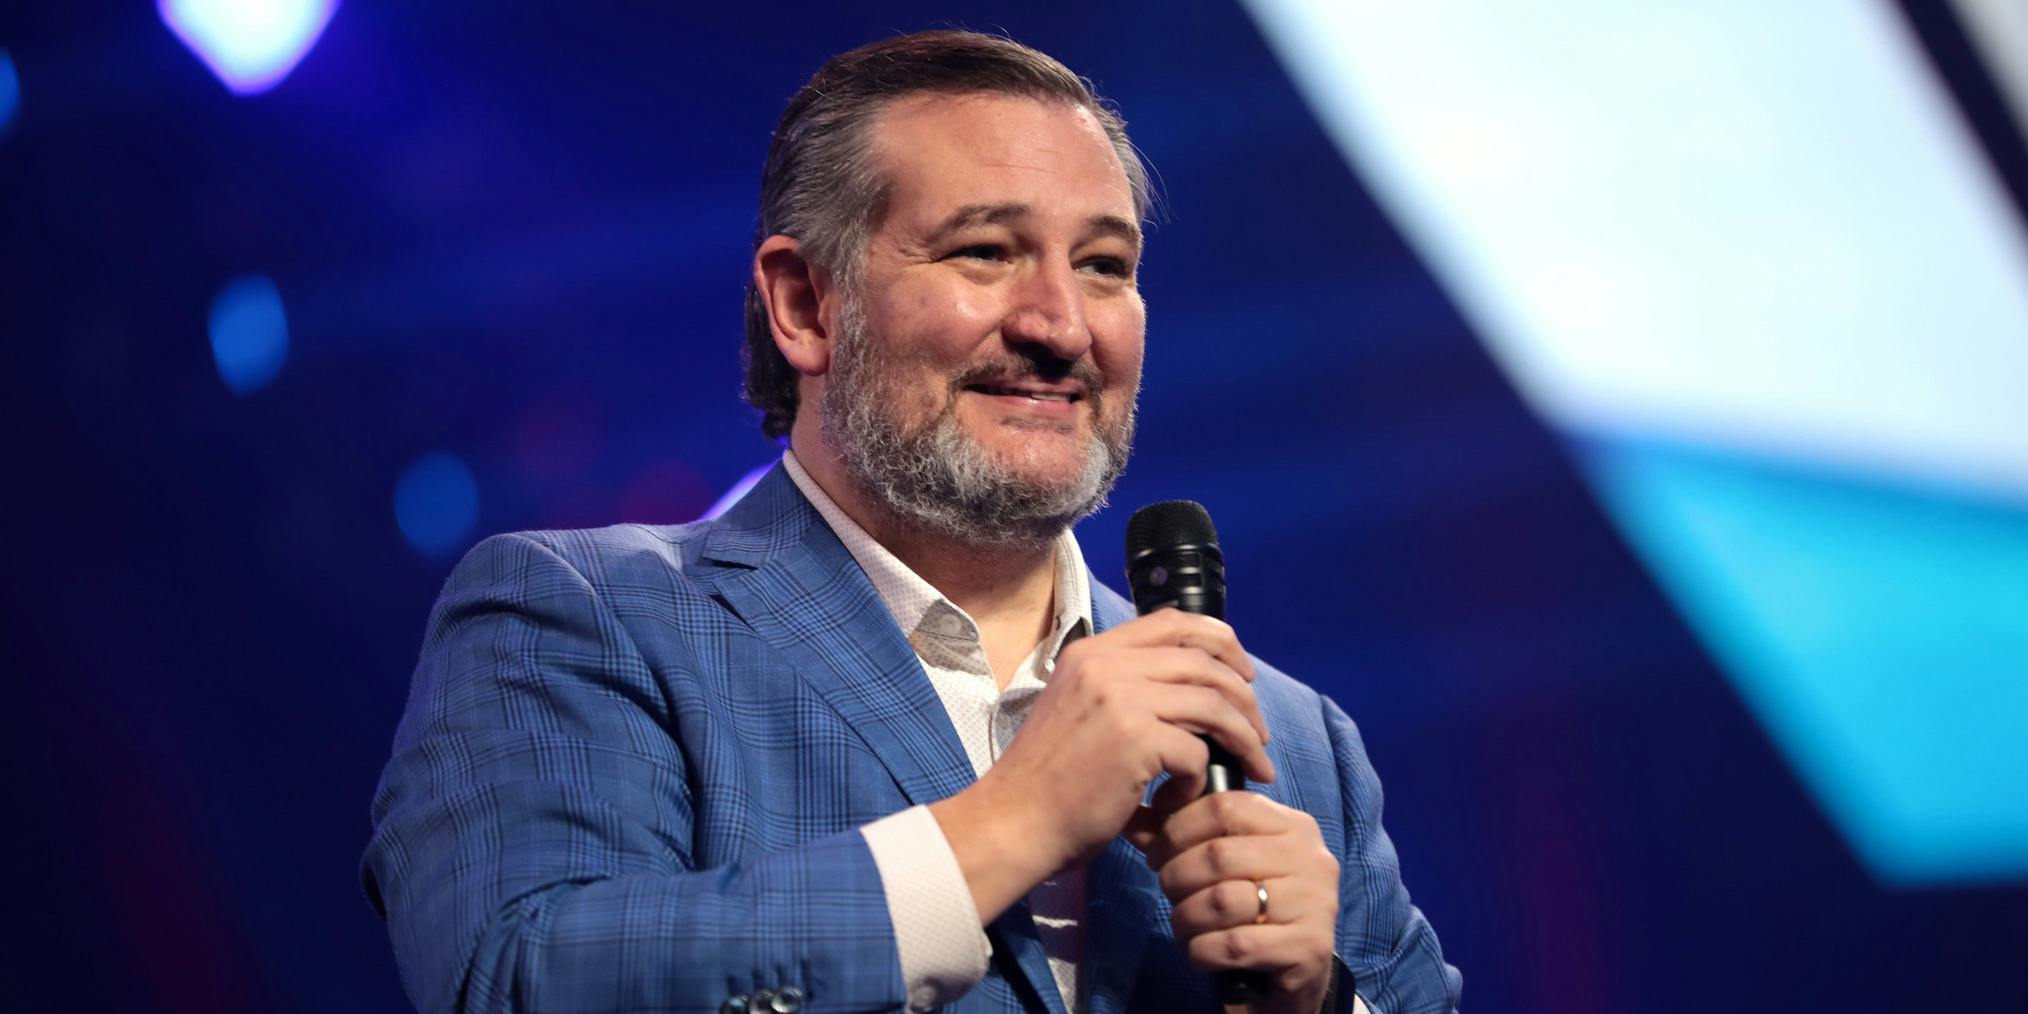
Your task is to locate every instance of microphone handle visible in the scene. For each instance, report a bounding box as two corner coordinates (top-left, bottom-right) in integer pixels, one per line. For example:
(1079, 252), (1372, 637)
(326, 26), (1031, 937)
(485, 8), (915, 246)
(1202, 738), (1272, 1005)
(1156, 621), (1272, 1003)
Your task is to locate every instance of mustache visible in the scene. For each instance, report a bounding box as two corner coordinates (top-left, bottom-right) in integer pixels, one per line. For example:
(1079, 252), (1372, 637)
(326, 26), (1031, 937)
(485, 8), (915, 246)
(948, 356), (1106, 396)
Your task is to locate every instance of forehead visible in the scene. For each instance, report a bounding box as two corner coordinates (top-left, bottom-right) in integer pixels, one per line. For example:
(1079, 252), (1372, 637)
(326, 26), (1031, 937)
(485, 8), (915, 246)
(867, 92), (1136, 234)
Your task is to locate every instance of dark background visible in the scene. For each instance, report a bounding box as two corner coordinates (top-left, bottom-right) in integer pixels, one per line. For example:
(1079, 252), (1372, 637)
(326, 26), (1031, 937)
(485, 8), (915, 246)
(4, 3), (2024, 1011)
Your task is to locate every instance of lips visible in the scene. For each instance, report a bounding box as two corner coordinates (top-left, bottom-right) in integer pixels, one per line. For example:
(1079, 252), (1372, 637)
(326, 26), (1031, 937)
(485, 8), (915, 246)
(963, 381), (1083, 402)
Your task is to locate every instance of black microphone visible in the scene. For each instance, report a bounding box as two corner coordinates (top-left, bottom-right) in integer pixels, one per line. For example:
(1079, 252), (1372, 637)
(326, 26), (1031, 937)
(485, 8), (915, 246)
(1125, 500), (1270, 1005)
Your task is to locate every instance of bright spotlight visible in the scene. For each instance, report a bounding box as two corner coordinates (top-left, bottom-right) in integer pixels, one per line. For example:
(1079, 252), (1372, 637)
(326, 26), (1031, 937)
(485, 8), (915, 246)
(159, 0), (339, 96)
(208, 274), (289, 394)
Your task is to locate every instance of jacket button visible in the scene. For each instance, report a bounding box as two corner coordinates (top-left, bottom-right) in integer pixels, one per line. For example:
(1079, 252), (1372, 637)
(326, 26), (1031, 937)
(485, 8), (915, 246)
(718, 996), (749, 1014)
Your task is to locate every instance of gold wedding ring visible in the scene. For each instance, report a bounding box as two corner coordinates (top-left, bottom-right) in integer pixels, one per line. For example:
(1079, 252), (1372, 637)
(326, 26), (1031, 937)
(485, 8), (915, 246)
(1252, 880), (1270, 925)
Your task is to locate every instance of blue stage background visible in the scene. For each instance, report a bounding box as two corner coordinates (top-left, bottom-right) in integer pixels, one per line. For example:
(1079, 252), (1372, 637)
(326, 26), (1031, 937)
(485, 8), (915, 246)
(4, 3), (2024, 1011)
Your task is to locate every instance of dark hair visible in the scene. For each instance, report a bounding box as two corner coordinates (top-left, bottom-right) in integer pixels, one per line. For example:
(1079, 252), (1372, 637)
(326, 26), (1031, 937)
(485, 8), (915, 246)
(742, 30), (1152, 439)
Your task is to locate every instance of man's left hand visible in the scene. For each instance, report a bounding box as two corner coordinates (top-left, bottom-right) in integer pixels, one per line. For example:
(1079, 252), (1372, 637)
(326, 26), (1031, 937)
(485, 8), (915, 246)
(1127, 790), (1341, 1014)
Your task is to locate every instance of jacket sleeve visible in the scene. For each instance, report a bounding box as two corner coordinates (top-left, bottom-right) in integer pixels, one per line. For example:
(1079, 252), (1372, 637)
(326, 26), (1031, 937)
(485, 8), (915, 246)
(361, 532), (907, 1014)
(1320, 693), (1463, 1014)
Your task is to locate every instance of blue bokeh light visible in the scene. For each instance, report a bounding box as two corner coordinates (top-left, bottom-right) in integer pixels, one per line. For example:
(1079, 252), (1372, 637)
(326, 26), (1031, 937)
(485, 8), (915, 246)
(159, 0), (339, 96)
(0, 51), (19, 138)
(394, 453), (479, 558)
(208, 275), (289, 394)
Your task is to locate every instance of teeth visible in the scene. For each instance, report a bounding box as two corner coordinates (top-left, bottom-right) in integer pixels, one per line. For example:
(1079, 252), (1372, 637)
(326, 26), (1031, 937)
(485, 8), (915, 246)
(981, 386), (1071, 401)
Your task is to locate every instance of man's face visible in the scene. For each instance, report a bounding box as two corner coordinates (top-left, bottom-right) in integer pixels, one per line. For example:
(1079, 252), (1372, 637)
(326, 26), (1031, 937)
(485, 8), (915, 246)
(821, 92), (1146, 546)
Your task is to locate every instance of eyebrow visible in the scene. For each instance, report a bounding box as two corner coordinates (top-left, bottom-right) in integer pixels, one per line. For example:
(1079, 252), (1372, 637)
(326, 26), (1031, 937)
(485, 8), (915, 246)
(929, 202), (1142, 250)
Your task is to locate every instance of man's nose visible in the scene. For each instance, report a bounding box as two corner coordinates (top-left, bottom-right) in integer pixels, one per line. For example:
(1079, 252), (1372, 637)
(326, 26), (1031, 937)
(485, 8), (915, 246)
(1001, 260), (1092, 362)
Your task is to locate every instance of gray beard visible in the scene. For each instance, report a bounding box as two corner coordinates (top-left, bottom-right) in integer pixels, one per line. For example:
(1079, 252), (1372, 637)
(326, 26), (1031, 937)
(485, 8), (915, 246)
(820, 290), (1135, 550)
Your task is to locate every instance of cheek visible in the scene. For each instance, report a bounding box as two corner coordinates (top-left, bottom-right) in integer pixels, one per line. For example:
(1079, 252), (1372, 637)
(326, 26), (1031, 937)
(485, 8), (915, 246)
(1095, 300), (1147, 383)
(883, 287), (998, 360)
(939, 294), (1002, 347)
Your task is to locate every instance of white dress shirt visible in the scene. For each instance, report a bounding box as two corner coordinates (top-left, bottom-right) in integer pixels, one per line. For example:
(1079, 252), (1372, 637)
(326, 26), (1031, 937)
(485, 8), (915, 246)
(783, 451), (1089, 1012)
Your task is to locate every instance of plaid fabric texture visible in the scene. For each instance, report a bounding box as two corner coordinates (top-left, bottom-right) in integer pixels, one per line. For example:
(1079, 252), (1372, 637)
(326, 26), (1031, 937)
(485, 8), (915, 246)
(361, 464), (1459, 1013)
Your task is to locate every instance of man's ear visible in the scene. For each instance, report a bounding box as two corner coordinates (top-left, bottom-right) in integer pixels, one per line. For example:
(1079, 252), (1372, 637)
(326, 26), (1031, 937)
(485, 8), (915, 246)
(754, 235), (837, 377)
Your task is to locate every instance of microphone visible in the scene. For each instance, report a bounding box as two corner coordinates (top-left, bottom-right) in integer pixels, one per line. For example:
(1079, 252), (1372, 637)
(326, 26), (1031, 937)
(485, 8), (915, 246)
(1125, 500), (1270, 1005)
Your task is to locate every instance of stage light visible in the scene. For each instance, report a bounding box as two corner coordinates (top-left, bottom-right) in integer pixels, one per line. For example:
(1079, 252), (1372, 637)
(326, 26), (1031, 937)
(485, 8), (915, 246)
(158, 0), (338, 96)
(1246, 0), (2028, 883)
(702, 462), (775, 520)
(208, 275), (289, 394)
(0, 51), (18, 138)
(394, 453), (479, 558)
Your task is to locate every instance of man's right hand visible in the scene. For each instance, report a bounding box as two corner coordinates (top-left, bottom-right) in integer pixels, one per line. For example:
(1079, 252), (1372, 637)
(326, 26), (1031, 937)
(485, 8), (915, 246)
(927, 609), (1275, 924)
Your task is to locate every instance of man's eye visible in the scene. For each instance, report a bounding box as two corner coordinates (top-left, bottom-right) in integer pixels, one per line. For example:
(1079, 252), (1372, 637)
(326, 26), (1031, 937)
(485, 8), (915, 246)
(950, 244), (1007, 262)
(1081, 257), (1132, 278)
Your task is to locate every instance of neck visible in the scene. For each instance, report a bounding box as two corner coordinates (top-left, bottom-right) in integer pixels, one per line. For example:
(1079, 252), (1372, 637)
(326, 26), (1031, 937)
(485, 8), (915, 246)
(789, 432), (1060, 631)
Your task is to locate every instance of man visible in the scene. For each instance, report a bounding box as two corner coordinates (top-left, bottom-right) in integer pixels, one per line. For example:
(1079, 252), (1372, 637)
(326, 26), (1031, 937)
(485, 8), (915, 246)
(364, 31), (1459, 1014)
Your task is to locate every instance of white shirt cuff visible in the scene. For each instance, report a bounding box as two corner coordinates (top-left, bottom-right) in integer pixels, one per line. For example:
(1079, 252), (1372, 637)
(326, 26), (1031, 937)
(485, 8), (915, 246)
(862, 805), (992, 1011)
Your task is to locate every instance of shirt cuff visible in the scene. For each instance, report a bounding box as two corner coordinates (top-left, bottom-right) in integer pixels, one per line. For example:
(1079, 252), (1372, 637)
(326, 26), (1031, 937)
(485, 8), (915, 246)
(862, 805), (992, 1011)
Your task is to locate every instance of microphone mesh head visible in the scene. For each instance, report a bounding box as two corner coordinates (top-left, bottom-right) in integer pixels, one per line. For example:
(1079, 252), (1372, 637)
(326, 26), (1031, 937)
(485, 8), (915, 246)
(1125, 500), (1219, 557)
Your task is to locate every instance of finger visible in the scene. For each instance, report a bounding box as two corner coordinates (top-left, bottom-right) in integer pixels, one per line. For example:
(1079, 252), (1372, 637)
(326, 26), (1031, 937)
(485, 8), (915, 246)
(1138, 790), (1300, 868)
(1168, 876), (1323, 937)
(1124, 645), (1271, 747)
(1152, 790), (1306, 861)
(1111, 609), (1261, 689)
(1148, 725), (1209, 802)
(1147, 684), (1274, 784)
(1183, 922), (1333, 979)
(1157, 832), (1295, 901)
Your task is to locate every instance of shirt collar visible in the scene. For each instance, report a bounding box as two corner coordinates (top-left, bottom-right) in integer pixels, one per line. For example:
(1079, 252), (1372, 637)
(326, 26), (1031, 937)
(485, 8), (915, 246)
(782, 449), (1092, 649)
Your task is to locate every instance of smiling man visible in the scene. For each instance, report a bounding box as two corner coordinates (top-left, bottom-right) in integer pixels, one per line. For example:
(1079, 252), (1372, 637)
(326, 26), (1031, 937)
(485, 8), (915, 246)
(364, 31), (1459, 1014)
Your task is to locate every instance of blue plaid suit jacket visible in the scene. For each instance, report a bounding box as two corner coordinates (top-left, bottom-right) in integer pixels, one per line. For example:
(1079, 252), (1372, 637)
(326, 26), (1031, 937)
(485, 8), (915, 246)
(363, 464), (1460, 1013)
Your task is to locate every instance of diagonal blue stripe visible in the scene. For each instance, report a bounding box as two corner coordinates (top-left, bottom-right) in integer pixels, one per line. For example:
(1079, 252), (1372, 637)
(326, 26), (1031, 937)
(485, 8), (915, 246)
(1578, 434), (2028, 885)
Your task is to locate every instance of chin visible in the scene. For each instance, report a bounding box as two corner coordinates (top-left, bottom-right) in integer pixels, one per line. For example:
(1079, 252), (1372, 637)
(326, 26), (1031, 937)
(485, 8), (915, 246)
(978, 436), (1088, 477)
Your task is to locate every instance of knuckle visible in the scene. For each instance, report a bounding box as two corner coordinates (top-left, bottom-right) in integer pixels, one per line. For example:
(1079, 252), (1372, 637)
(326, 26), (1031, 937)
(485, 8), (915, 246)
(1204, 837), (1240, 877)
(1314, 845), (1341, 875)
(1208, 790), (1247, 830)
(1055, 641), (1086, 670)
(1187, 612), (1233, 637)
(1209, 882), (1242, 919)
(1309, 934), (1336, 964)
(1222, 931), (1253, 964)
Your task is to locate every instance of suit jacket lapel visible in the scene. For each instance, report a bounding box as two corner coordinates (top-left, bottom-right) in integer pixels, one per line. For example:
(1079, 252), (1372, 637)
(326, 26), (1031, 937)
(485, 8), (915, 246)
(700, 467), (1071, 1011)
(699, 465), (975, 806)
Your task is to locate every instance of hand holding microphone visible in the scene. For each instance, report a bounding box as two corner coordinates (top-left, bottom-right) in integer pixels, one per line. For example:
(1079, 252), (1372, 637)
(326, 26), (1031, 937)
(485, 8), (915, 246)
(929, 501), (1337, 1013)
(1122, 501), (1341, 1013)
